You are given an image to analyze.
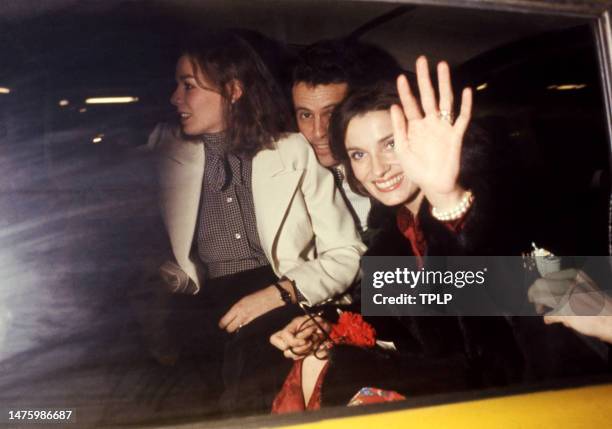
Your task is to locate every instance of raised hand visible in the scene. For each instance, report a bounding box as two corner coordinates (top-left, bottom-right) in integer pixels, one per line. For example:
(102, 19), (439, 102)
(389, 56), (472, 211)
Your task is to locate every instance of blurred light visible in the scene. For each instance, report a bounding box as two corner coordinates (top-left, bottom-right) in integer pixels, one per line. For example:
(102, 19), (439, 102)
(476, 83), (488, 91)
(79, 108), (87, 113)
(92, 133), (104, 144)
(58, 99), (70, 107)
(0, 87), (10, 94)
(547, 84), (587, 91)
(85, 96), (139, 104)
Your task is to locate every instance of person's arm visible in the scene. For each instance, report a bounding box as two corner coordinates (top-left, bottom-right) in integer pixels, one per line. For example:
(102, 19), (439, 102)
(281, 138), (367, 305)
(218, 284), (290, 333)
(529, 268), (612, 344)
(390, 57), (473, 218)
(216, 278), (309, 334)
(218, 136), (365, 331)
(544, 314), (612, 344)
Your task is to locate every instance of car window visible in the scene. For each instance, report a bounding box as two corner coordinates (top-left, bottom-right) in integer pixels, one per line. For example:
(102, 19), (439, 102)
(0, 1), (610, 427)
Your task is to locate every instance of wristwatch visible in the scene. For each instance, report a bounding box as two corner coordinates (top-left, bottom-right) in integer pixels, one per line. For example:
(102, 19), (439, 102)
(283, 276), (308, 303)
(273, 282), (293, 305)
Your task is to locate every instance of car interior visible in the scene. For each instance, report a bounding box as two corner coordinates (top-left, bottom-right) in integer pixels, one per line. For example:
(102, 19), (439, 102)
(0, 1), (610, 427)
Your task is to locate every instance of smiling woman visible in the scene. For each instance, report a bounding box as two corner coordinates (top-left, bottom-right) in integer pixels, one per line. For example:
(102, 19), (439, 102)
(0, 0), (611, 428)
(347, 110), (420, 206)
(269, 64), (521, 410)
(333, 59), (475, 219)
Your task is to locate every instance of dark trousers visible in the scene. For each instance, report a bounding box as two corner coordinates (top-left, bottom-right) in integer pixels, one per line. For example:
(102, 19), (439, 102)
(170, 265), (301, 416)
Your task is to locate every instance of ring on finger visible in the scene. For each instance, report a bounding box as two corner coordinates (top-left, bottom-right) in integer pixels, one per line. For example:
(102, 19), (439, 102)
(438, 109), (454, 124)
(288, 346), (304, 357)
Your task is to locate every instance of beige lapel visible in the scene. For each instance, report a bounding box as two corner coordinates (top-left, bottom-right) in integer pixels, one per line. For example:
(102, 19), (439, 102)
(159, 138), (301, 280)
(252, 146), (302, 259)
(158, 139), (204, 283)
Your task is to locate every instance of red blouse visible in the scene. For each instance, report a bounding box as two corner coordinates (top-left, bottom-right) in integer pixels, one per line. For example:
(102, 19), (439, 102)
(271, 358), (330, 413)
(396, 205), (468, 268)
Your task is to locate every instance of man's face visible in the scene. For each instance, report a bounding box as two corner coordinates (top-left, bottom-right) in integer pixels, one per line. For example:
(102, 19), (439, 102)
(292, 82), (348, 168)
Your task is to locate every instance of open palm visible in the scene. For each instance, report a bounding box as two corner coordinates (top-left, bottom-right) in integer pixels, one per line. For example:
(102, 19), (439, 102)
(390, 56), (472, 197)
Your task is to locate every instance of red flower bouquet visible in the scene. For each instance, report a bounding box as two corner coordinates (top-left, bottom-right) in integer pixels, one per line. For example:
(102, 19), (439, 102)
(330, 312), (376, 348)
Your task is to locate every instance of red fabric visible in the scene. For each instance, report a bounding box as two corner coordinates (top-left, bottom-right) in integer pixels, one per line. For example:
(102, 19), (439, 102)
(272, 312), (377, 414)
(271, 358), (330, 414)
(396, 206), (427, 268)
(330, 312), (376, 348)
(396, 206), (469, 268)
(347, 387), (406, 406)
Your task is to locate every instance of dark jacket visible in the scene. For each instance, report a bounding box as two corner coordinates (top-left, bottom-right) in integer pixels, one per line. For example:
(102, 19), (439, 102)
(322, 124), (610, 404)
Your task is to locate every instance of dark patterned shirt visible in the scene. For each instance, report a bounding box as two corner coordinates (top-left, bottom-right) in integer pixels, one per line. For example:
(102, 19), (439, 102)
(195, 132), (268, 279)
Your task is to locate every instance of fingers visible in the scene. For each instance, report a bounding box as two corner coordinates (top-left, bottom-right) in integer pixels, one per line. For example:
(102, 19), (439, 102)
(528, 277), (575, 310)
(415, 56), (437, 115)
(574, 269), (598, 289)
(543, 268), (578, 281)
(390, 103), (421, 171)
(270, 314), (332, 360)
(218, 307), (235, 331)
(567, 287), (607, 316)
(270, 331), (288, 351)
(314, 341), (332, 359)
(270, 326), (315, 360)
(390, 103), (420, 166)
(409, 56), (472, 130)
(283, 349), (301, 360)
(528, 278), (575, 300)
(396, 74), (422, 121)
(279, 328), (304, 347)
(390, 104), (408, 161)
(528, 279), (561, 314)
(543, 314), (565, 325)
(295, 324), (318, 341)
(289, 315), (312, 331)
(313, 316), (331, 334)
(390, 104), (407, 142)
(270, 329), (306, 350)
(225, 315), (245, 333)
(295, 317), (328, 346)
(291, 340), (313, 354)
(273, 339), (304, 360)
(453, 87), (472, 135)
(437, 61), (453, 114)
(219, 304), (248, 333)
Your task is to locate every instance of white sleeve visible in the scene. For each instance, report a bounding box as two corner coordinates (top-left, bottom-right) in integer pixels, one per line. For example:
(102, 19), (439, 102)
(282, 142), (366, 305)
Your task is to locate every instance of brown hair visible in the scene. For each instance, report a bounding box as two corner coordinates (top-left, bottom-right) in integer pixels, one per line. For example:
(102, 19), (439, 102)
(182, 31), (291, 156)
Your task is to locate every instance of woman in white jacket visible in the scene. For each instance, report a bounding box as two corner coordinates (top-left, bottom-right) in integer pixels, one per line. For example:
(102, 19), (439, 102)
(150, 31), (365, 415)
